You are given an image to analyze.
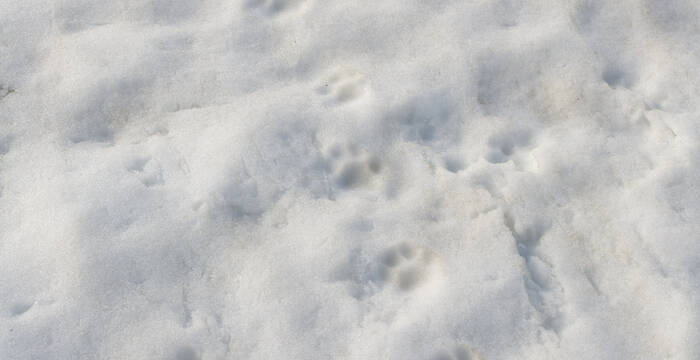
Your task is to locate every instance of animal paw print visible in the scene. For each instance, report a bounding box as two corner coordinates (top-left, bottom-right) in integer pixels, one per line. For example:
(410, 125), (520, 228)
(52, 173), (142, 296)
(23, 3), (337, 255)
(505, 215), (566, 332)
(325, 143), (382, 190)
(245, 0), (308, 17)
(443, 154), (466, 173)
(484, 128), (537, 171)
(127, 156), (164, 187)
(485, 129), (530, 163)
(378, 242), (441, 291)
(316, 67), (368, 104)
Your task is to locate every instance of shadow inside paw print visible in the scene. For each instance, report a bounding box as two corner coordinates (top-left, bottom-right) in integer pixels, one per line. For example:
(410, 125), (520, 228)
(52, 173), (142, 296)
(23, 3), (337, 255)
(127, 156), (164, 187)
(174, 346), (199, 360)
(0, 85), (15, 101)
(245, 0), (308, 16)
(385, 91), (461, 149)
(378, 242), (440, 291)
(484, 128), (532, 165)
(324, 143), (382, 190)
(9, 302), (33, 317)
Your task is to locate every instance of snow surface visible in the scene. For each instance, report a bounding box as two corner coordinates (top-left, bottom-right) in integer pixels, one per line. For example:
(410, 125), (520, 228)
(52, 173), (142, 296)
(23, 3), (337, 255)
(2, 0), (700, 359)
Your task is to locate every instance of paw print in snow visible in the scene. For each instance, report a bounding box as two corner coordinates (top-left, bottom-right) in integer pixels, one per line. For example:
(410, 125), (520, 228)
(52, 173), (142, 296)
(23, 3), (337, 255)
(245, 0), (309, 16)
(484, 128), (537, 171)
(325, 143), (383, 190)
(127, 156), (164, 187)
(317, 67), (368, 104)
(378, 242), (441, 291)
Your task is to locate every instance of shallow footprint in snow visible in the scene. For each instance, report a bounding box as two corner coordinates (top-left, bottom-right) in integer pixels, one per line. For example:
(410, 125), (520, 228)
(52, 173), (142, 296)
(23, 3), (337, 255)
(126, 156), (164, 187)
(390, 91), (460, 148)
(484, 128), (538, 171)
(505, 215), (566, 332)
(378, 242), (441, 291)
(443, 154), (466, 173)
(316, 67), (368, 104)
(602, 63), (636, 89)
(324, 143), (383, 191)
(245, 0), (309, 17)
(485, 129), (531, 164)
(174, 346), (199, 360)
(9, 302), (33, 317)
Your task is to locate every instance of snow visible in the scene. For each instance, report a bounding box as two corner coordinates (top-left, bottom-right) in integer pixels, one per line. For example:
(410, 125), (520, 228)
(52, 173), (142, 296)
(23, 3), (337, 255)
(1, 0), (700, 359)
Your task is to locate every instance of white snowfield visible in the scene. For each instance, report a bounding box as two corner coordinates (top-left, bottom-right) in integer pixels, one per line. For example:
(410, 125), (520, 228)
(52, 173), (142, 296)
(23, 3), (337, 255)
(1, 0), (699, 359)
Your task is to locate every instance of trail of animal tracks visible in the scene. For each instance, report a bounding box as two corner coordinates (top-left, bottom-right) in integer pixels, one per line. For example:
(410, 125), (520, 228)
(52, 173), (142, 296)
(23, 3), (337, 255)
(2, 0), (700, 359)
